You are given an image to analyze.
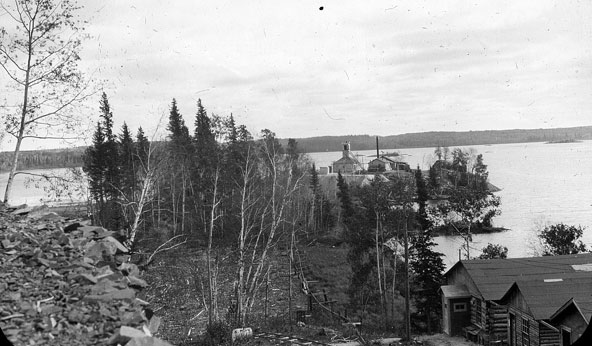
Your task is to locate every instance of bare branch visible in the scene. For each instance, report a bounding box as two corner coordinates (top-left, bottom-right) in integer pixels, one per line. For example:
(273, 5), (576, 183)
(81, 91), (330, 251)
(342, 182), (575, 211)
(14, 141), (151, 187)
(0, 60), (25, 85)
(0, 45), (26, 72)
(24, 83), (94, 125)
(146, 235), (187, 266)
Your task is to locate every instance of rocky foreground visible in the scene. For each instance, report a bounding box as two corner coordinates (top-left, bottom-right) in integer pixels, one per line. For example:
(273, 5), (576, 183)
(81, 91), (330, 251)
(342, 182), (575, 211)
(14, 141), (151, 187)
(0, 206), (171, 346)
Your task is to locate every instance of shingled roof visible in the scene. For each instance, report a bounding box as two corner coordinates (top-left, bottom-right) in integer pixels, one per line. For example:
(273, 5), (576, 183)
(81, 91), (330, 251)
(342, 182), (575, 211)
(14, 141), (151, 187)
(445, 253), (592, 301)
(551, 297), (592, 324)
(502, 277), (592, 320)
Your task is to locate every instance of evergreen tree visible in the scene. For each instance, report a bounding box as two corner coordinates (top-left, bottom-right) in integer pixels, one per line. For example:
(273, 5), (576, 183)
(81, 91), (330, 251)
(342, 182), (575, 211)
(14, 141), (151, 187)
(224, 114), (238, 144)
(167, 99), (191, 150)
(415, 166), (430, 231)
(287, 138), (299, 160)
(428, 164), (438, 193)
(309, 164), (322, 232)
(473, 154), (489, 190)
(163, 99), (194, 233)
(410, 230), (445, 333)
(83, 93), (123, 230)
(99, 93), (121, 201)
(410, 165), (444, 333)
(193, 99), (220, 236)
(119, 122), (135, 199)
(135, 127), (149, 165)
(310, 164), (319, 196)
(237, 124), (252, 142)
(84, 121), (106, 205)
(194, 99), (217, 151)
(336, 172), (353, 217)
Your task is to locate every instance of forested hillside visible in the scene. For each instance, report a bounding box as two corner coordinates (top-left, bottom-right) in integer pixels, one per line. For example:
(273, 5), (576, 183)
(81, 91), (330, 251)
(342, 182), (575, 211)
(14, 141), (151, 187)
(285, 125), (592, 153)
(0, 147), (85, 172)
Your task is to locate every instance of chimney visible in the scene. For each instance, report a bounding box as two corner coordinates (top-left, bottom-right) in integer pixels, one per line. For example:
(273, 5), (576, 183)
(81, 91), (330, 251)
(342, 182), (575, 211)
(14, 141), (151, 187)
(376, 136), (379, 158)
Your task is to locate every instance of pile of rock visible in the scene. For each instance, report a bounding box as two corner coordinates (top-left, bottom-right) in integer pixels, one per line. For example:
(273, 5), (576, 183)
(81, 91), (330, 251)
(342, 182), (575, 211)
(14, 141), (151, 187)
(0, 205), (172, 346)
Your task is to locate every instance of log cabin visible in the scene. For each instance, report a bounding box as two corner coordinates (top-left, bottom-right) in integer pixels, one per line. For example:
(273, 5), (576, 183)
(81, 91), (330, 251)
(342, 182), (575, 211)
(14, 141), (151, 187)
(441, 253), (592, 345)
(500, 276), (592, 346)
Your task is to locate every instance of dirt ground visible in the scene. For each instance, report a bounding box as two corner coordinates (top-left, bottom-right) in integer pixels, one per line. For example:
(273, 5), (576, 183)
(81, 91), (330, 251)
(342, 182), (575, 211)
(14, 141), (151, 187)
(418, 333), (479, 346)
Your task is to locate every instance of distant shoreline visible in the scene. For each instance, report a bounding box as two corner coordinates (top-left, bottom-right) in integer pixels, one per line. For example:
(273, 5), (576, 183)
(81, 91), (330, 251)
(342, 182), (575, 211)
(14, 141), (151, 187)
(286, 125), (592, 153)
(545, 139), (582, 144)
(1, 126), (591, 170)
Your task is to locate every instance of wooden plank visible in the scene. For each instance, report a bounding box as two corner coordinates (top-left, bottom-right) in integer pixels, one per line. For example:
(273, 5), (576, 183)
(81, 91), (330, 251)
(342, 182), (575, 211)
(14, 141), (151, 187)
(539, 320), (559, 332)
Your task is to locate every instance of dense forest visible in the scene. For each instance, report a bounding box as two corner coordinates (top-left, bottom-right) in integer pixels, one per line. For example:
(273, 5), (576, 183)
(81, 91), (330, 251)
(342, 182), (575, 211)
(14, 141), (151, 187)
(0, 147), (86, 172)
(284, 125), (592, 152)
(79, 92), (508, 338)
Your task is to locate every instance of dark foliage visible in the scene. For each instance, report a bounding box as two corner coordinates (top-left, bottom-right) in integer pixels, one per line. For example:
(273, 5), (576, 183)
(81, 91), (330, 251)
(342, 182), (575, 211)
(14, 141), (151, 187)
(539, 223), (588, 256)
(478, 243), (508, 259)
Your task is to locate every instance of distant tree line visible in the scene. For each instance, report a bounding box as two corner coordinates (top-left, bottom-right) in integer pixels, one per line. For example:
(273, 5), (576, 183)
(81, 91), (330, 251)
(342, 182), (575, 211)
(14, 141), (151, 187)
(0, 148), (85, 172)
(286, 126), (592, 153)
(8, 125), (592, 172)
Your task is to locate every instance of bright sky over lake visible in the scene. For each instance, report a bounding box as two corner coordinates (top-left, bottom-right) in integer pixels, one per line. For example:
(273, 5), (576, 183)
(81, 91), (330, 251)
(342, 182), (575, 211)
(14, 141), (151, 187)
(3, 0), (592, 149)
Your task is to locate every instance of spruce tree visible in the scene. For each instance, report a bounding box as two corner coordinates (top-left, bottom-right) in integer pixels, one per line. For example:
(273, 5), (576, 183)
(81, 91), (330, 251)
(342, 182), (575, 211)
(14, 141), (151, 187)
(193, 99), (219, 236)
(336, 172), (353, 216)
(428, 164), (438, 193)
(83, 93), (123, 230)
(84, 121), (106, 205)
(99, 93), (121, 201)
(410, 230), (444, 333)
(167, 98), (191, 151)
(135, 127), (149, 165)
(415, 166), (430, 230)
(225, 114), (238, 144)
(309, 164), (320, 232)
(119, 122), (135, 199)
(287, 138), (299, 160)
(410, 166), (444, 332)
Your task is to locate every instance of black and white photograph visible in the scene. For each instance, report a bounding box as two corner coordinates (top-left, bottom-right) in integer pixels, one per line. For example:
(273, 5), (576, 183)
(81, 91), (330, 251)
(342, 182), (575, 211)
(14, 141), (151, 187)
(1, 1), (592, 345)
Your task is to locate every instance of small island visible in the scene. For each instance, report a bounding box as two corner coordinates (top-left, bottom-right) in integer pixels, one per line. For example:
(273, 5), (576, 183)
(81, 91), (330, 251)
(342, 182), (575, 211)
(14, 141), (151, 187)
(545, 139), (582, 144)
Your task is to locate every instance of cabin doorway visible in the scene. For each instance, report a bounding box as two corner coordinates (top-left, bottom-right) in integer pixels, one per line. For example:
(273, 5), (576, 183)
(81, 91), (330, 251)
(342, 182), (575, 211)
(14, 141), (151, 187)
(509, 313), (516, 346)
(562, 328), (571, 346)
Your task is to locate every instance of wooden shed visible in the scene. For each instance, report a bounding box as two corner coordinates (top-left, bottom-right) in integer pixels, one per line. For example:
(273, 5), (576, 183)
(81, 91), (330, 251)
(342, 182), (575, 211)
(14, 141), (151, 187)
(500, 276), (592, 346)
(441, 285), (472, 336)
(550, 298), (592, 345)
(443, 253), (592, 345)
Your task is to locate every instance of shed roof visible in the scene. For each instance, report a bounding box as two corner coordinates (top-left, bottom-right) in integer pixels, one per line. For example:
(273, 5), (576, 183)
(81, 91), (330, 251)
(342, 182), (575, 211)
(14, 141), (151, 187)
(502, 276), (592, 320)
(446, 253), (592, 301)
(551, 298), (592, 324)
(441, 285), (471, 299)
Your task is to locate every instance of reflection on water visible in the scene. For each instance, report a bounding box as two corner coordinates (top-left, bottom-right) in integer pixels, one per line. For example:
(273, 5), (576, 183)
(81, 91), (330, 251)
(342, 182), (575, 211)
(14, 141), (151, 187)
(308, 140), (592, 268)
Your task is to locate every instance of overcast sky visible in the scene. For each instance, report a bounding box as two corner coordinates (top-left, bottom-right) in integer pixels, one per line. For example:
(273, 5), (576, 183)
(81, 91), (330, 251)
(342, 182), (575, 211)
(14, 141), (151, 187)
(6, 0), (592, 149)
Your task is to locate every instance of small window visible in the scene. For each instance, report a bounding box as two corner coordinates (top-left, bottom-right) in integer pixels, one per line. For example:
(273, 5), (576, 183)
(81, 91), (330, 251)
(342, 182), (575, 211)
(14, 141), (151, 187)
(475, 299), (483, 325)
(453, 302), (467, 312)
(522, 318), (530, 346)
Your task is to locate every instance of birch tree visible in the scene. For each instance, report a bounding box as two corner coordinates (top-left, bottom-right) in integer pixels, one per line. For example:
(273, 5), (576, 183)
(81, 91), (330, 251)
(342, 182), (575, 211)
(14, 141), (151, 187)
(0, 0), (93, 203)
(234, 136), (306, 325)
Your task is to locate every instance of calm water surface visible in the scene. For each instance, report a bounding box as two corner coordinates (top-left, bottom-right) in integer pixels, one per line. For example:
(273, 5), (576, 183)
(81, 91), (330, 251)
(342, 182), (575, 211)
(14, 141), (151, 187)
(307, 140), (592, 268)
(0, 167), (86, 206)
(3, 143), (591, 268)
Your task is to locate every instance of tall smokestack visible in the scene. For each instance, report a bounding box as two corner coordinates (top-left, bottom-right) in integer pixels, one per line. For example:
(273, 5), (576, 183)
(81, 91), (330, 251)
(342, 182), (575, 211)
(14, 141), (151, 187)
(376, 136), (379, 158)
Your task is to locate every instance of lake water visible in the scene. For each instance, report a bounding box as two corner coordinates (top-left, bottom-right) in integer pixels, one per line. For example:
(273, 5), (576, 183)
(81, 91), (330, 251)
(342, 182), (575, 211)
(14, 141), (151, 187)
(3, 142), (591, 268)
(0, 167), (87, 206)
(307, 140), (592, 268)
